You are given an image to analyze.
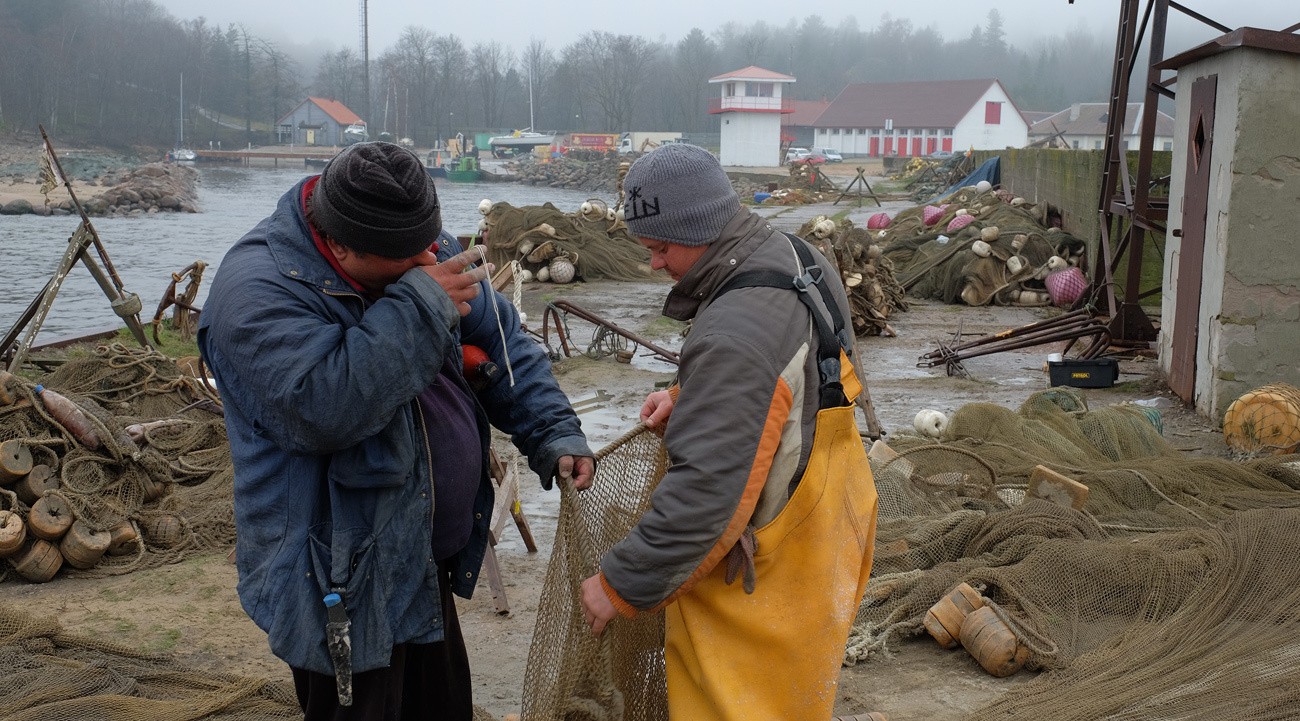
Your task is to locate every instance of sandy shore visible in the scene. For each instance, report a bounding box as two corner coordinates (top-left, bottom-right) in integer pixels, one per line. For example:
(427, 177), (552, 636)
(0, 178), (103, 209)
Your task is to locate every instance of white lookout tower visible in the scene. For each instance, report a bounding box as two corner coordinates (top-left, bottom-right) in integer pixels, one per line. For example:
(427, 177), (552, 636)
(709, 66), (795, 167)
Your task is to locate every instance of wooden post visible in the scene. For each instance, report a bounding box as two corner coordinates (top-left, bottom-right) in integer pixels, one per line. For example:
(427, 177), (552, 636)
(835, 167), (882, 207)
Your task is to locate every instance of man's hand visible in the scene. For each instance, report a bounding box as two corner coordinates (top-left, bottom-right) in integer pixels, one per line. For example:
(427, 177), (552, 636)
(580, 574), (618, 636)
(640, 389), (674, 431)
(417, 248), (493, 316)
(556, 455), (595, 490)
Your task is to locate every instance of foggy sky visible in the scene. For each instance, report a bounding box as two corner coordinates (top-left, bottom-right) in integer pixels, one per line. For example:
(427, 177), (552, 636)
(152, 0), (1295, 60)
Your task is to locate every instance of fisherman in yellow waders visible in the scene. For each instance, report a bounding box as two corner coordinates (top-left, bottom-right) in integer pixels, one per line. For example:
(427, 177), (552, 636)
(580, 144), (879, 721)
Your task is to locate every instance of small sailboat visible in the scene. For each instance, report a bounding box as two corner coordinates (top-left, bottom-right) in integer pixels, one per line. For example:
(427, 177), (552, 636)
(169, 73), (197, 162)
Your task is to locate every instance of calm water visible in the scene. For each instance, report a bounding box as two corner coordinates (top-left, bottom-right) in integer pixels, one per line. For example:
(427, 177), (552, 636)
(0, 166), (611, 339)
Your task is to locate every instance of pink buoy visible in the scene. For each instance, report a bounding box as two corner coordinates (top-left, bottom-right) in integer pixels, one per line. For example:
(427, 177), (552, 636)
(866, 212), (892, 229)
(1045, 267), (1089, 307)
(946, 214), (975, 233)
(922, 205), (943, 226)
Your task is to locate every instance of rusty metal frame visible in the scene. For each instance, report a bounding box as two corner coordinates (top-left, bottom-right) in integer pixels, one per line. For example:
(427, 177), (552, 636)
(1091, 0), (1298, 343)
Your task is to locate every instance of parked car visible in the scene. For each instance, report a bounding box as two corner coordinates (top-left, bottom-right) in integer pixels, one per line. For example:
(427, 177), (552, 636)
(792, 153), (828, 166)
(785, 147), (810, 163)
(929, 150), (954, 159)
(813, 147), (843, 163)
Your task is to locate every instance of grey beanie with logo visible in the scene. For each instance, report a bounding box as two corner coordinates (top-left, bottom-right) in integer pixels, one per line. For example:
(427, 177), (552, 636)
(622, 144), (740, 247)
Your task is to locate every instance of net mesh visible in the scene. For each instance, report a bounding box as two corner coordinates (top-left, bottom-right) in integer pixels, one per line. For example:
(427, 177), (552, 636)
(522, 424), (669, 721)
(519, 385), (1300, 719)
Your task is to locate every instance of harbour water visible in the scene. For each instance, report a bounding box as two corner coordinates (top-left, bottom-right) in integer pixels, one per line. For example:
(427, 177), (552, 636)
(0, 166), (610, 340)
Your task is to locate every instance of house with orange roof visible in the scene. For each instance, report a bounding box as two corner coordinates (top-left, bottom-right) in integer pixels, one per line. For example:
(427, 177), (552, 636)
(275, 97), (366, 147)
(814, 79), (1028, 158)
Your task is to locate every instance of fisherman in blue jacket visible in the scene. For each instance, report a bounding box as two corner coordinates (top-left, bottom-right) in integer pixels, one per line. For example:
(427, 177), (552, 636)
(198, 142), (595, 720)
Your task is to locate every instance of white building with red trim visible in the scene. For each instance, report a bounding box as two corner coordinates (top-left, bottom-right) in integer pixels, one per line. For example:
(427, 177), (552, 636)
(708, 66), (795, 167)
(813, 79), (1028, 158)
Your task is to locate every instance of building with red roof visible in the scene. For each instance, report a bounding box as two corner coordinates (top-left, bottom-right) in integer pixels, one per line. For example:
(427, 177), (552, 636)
(814, 79), (1028, 158)
(275, 97), (366, 147)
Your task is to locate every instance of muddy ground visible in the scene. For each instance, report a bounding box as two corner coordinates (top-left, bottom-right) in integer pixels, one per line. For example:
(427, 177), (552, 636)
(3, 196), (1227, 720)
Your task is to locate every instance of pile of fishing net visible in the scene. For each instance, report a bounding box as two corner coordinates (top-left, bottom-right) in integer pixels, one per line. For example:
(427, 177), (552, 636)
(854, 387), (1300, 718)
(0, 344), (232, 584)
(876, 185), (1089, 307)
(796, 215), (909, 336)
(480, 200), (660, 285)
(520, 385), (1300, 719)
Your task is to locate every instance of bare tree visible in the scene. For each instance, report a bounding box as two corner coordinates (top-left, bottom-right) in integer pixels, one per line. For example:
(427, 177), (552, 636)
(470, 40), (511, 129)
(564, 32), (655, 131)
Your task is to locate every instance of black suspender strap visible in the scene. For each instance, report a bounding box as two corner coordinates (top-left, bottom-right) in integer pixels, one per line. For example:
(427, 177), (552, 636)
(713, 234), (852, 409)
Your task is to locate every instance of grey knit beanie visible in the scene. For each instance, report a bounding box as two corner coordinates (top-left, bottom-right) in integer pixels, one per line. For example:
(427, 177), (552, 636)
(311, 141), (441, 259)
(622, 144), (740, 247)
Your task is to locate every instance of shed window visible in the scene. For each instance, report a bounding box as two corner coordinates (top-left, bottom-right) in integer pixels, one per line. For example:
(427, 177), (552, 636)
(725, 82), (736, 97)
(985, 101), (1002, 124)
(747, 82), (774, 97)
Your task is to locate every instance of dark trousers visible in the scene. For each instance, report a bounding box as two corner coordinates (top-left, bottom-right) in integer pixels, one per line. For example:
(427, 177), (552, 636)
(292, 563), (472, 721)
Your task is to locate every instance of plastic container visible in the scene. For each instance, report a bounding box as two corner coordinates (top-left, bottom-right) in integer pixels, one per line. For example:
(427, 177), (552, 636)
(753, 192), (772, 203)
(1048, 359), (1119, 388)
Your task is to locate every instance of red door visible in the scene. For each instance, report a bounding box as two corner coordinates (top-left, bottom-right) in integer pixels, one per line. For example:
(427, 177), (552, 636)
(1169, 75), (1217, 403)
(942, 138), (953, 152)
(883, 138), (893, 155)
(911, 138), (922, 156)
(869, 137), (879, 156)
(927, 137), (937, 154)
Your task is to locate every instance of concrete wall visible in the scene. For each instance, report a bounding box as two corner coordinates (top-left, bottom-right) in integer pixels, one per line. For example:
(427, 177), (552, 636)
(1161, 46), (1300, 419)
(720, 112), (782, 167)
(972, 148), (1172, 265)
(953, 83), (1029, 151)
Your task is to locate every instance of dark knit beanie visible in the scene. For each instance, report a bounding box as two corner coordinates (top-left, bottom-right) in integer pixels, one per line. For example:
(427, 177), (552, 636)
(622, 144), (740, 247)
(311, 141), (441, 259)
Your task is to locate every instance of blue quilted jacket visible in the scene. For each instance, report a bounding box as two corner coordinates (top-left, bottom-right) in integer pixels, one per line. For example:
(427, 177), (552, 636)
(198, 178), (590, 674)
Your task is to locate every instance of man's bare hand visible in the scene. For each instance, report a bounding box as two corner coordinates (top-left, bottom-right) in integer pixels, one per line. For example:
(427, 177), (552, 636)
(556, 455), (595, 490)
(580, 574), (618, 636)
(640, 389), (674, 431)
(418, 248), (493, 316)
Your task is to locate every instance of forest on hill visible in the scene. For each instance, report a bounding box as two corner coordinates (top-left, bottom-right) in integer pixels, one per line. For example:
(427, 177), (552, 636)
(0, 0), (1116, 150)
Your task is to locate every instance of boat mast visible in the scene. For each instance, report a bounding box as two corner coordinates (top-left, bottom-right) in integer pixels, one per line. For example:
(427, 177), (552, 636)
(177, 73), (184, 149)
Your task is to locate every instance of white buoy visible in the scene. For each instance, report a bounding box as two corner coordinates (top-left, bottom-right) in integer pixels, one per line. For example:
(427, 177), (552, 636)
(1007, 256), (1026, 275)
(955, 208), (969, 217)
(1010, 197), (1026, 207)
(536, 266), (551, 283)
(1011, 234), (1027, 251)
(971, 240), (993, 258)
(913, 409), (949, 439)
(975, 180), (993, 193)
(519, 240), (535, 256)
(980, 226), (1000, 242)
(518, 269), (534, 283)
(580, 201), (592, 215)
(1047, 255), (1068, 271)
(549, 257), (576, 284)
(478, 199), (492, 215)
(477, 219), (488, 232)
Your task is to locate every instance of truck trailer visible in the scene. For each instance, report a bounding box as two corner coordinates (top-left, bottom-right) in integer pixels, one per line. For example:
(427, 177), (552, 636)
(617, 131), (683, 154)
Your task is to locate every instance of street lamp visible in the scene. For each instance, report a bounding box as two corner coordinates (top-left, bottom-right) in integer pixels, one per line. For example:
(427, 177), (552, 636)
(574, 114), (580, 130)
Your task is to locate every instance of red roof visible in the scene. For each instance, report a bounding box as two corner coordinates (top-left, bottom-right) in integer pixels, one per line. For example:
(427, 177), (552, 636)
(815, 79), (1010, 129)
(781, 100), (830, 127)
(307, 97), (364, 125)
(709, 66), (796, 83)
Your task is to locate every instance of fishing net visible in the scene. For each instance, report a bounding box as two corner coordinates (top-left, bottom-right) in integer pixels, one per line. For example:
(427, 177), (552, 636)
(877, 187), (1087, 307)
(795, 217), (908, 336)
(1, 343), (232, 583)
(0, 602), (300, 721)
(522, 424), (669, 721)
(481, 201), (659, 283)
(849, 386), (1300, 718)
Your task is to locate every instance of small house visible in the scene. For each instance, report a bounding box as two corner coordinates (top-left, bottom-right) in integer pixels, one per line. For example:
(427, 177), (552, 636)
(275, 97), (365, 146)
(708, 66), (796, 167)
(1029, 103), (1176, 151)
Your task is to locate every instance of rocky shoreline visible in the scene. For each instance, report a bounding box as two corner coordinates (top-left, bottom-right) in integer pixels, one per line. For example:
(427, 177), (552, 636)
(0, 136), (199, 217)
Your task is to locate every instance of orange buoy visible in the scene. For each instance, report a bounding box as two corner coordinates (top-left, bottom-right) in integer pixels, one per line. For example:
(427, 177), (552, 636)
(924, 582), (985, 649)
(28, 495), (75, 541)
(1223, 383), (1300, 455)
(959, 605), (1030, 677)
(0, 510), (26, 556)
(12, 539), (64, 582)
(15, 464), (58, 505)
(0, 439), (33, 484)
